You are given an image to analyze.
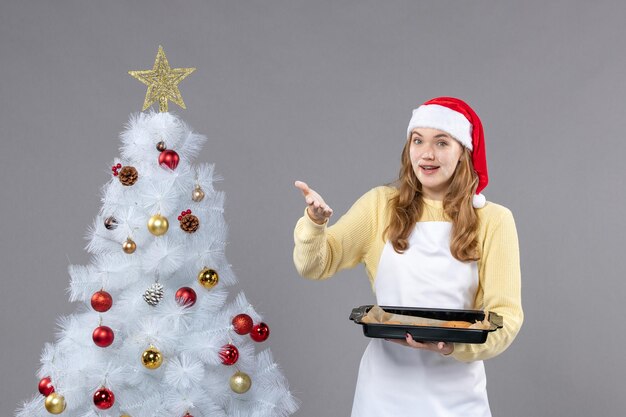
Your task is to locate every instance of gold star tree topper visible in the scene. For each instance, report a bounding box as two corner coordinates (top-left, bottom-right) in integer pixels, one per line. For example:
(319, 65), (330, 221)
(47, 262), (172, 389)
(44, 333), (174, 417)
(129, 46), (196, 112)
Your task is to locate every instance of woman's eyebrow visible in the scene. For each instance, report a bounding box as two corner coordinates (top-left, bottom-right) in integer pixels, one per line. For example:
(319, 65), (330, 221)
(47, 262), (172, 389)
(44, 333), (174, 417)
(413, 131), (451, 139)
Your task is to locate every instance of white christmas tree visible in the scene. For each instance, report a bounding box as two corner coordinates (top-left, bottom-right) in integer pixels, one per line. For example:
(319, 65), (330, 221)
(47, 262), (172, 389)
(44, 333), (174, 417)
(16, 47), (298, 417)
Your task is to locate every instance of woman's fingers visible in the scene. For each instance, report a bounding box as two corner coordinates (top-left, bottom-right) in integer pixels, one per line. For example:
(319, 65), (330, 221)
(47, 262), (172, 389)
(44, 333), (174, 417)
(404, 333), (427, 349)
(294, 180), (310, 196)
(295, 180), (333, 220)
(311, 203), (333, 216)
(309, 205), (333, 219)
(386, 339), (409, 347)
(295, 181), (318, 204)
(400, 334), (454, 355)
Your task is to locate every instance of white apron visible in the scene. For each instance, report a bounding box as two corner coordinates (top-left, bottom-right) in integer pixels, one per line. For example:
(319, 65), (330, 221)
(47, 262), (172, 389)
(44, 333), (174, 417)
(351, 222), (491, 417)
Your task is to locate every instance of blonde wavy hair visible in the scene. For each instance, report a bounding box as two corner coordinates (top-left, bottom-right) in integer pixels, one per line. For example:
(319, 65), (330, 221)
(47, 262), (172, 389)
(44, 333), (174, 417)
(384, 140), (480, 262)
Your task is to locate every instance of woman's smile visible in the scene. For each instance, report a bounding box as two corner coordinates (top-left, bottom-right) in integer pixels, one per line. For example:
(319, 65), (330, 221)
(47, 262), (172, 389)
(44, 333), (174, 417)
(418, 164), (440, 174)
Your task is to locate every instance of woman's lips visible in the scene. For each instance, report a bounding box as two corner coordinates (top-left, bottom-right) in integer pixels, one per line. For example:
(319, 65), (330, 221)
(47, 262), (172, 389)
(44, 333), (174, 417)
(419, 165), (440, 175)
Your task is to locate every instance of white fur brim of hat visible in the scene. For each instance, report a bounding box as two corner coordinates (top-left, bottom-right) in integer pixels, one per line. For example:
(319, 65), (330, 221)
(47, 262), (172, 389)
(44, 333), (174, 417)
(406, 104), (473, 151)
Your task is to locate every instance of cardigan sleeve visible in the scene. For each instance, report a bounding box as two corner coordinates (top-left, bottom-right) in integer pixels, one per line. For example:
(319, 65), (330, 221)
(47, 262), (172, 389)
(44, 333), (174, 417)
(293, 187), (380, 280)
(450, 207), (524, 362)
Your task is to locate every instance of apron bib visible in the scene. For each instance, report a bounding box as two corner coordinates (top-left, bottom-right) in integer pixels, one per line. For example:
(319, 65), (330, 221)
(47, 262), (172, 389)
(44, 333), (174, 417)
(351, 222), (491, 417)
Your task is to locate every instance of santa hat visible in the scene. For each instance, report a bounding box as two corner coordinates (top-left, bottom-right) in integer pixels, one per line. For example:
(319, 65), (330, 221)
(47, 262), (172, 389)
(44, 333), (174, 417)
(406, 96), (488, 208)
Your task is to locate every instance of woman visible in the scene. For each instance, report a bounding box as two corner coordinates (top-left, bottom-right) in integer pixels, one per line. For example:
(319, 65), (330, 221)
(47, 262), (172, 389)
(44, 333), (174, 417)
(293, 97), (523, 416)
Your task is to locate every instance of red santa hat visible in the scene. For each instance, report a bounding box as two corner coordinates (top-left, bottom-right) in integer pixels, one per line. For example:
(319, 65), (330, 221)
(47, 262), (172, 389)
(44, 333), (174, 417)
(406, 96), (488, 208)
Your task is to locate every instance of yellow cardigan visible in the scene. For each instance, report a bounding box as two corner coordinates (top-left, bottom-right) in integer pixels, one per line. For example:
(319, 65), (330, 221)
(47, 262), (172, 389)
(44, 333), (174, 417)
(293, 186), (523, 362)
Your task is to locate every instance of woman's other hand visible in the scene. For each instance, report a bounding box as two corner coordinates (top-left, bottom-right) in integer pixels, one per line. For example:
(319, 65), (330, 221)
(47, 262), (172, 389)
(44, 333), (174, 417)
(387, 333), (454, 355)
(294, 180), (333, 225)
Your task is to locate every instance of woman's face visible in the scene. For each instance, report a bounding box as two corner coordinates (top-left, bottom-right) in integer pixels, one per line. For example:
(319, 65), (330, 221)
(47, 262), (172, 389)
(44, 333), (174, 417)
(409, 128), (464, 200)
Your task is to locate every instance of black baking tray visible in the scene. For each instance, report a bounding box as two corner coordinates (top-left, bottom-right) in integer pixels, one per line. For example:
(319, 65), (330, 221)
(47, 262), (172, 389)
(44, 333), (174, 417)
(349, 305), (503, 344)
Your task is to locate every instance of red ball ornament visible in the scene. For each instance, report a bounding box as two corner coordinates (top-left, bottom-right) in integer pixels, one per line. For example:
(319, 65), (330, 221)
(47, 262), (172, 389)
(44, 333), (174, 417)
(91, 290), (113, 312)
(93, 387), (115, 409)
(92, 325), (114, 347)
(38, 376), (55, 396)
(219, 344), (239, 365)
(175, 287), (197, 307)
(158, 149), (180, 170)
(250, 322), (270, 342)
(232, 314), (253, 335)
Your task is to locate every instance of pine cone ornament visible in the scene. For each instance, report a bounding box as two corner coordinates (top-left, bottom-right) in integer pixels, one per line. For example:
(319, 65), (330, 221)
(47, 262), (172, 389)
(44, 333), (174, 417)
(178, 210), (200, 233)
(118, 166), (138, 186)
(143, 283), (164, 306)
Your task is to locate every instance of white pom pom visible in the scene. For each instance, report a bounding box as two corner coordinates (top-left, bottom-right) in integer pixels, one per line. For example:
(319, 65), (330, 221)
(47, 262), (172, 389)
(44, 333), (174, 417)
(163, 353), (205, 390)
(142, 236), (186, 276)
(472, 193), (486, 208)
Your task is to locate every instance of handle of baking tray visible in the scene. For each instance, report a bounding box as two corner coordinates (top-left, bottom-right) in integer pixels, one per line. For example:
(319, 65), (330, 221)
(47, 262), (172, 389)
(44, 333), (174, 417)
(349, 305), (371, 321)
(488, 312), (504, 328)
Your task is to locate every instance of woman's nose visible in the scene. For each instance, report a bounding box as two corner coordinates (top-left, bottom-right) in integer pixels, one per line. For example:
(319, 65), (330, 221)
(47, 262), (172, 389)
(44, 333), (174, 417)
(422, 149), (434, 159)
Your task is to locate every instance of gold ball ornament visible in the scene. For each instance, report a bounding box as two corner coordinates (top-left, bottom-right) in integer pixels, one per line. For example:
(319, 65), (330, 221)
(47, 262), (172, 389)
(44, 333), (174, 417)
(122, 238), (137, 254)
(156, 141), (167, 152)
(147, 214), (169, 236)
(229, 371), (252, 394)
(44, 392), (66, 414)
(198, 268), (219, 289)
(192, 185), (205, 202)
(141, 346), (163, 369)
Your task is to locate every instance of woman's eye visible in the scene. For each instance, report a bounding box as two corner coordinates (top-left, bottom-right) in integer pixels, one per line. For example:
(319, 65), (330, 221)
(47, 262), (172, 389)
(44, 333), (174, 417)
(437, 141), (448, 147)
(412, 138), (422, 144)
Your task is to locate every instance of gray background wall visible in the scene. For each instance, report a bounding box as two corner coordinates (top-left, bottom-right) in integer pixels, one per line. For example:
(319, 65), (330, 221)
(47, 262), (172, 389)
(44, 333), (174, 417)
(1, 1), (624, 416)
